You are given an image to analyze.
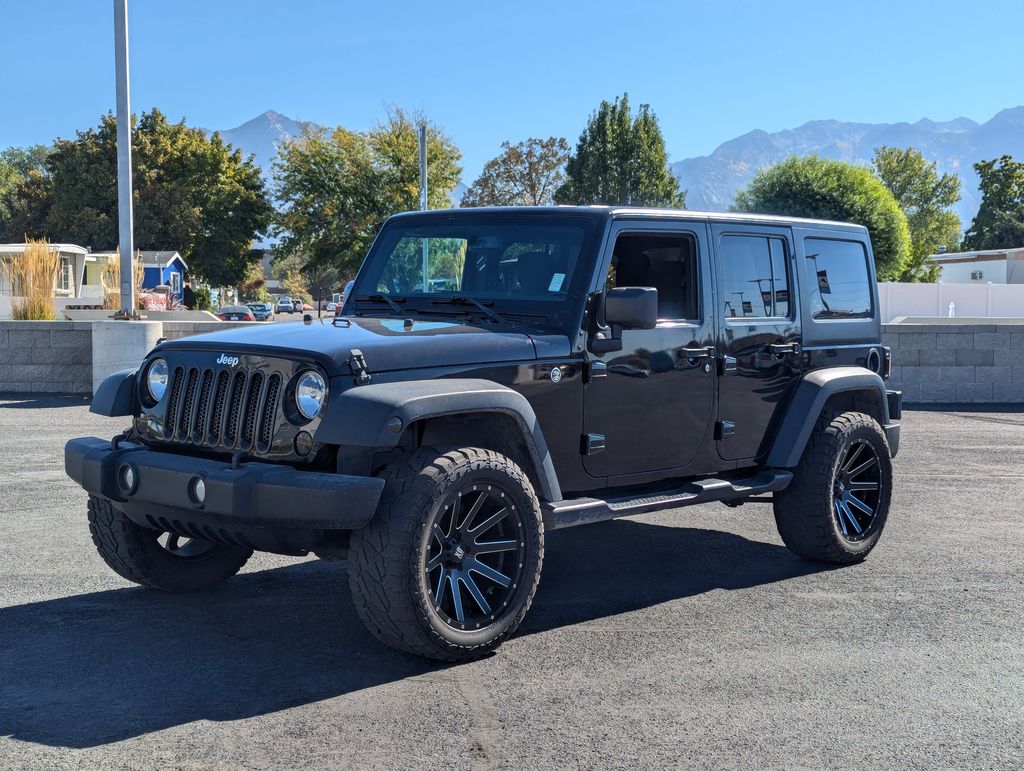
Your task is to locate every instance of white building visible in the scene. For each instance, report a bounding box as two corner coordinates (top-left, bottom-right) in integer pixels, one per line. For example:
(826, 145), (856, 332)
(927, 247), (1024, 284)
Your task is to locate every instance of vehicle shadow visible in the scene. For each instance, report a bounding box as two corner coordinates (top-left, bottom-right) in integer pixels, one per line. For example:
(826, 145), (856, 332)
(0, 395), (92, 409)
(0, 518), (831, 749)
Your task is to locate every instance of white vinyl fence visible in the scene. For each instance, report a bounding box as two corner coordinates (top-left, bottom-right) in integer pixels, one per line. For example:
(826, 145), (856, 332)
(878, 282), (1024, 322)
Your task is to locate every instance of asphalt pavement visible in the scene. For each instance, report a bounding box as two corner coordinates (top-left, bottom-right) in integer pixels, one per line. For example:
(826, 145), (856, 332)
(0, 399), (1021, 769)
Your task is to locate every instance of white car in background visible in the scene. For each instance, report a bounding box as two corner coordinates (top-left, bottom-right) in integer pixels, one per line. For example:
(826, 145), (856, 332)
(275, 297), (295, 314)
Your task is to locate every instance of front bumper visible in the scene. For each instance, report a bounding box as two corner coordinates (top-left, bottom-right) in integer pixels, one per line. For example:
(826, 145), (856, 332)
(64, 436), (385, 534)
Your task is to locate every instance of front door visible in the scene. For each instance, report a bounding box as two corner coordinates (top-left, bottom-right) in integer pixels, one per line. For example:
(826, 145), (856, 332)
(582, 223), (716, 479)
(712, 224), (803, 462)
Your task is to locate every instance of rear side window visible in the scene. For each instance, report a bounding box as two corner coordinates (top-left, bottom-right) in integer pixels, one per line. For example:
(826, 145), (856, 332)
(805, 238), (872, 319)
(720, 235), (790, 319)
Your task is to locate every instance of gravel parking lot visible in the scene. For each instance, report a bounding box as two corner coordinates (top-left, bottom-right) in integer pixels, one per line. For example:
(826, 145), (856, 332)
(0, 399), (1021, 769)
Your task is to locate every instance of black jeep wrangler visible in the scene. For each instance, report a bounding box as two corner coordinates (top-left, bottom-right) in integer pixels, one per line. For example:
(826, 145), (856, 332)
(66, 207), (901, 661)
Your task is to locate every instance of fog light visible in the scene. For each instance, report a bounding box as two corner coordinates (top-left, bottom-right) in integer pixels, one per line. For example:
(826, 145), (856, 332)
(191, 477), (206, 504)
(120, 464), (136, 493)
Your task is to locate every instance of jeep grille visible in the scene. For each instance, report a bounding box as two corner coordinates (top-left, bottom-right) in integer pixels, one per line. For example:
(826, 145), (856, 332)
(163, 365), (282, 453)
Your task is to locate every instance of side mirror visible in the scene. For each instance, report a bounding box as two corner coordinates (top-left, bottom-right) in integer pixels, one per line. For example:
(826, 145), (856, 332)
(605, 286), (658, 330)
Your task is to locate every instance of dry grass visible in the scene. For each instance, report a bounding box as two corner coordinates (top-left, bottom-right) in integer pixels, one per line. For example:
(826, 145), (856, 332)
(1, 239), (60, 320)
(101, 250), (145, 310)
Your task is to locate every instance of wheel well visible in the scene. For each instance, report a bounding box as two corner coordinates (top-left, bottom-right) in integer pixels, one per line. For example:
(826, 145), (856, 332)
(823, 389), (885, 425)
(406, 413), (550, 500)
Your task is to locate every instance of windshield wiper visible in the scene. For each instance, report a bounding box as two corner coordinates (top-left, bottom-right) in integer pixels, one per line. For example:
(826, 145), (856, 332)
(360, 293), (407, 314)
(431, 295), (503, 322)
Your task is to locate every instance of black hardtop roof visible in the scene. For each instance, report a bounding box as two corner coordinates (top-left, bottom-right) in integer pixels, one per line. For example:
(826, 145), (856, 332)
(387, 205), (868, 233)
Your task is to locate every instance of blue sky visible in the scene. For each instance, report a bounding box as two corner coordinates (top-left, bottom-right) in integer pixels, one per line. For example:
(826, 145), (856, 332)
(4, 0), (1021, 181)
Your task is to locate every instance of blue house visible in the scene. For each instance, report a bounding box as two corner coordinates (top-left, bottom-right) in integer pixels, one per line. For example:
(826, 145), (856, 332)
(139, 251), (188, 303)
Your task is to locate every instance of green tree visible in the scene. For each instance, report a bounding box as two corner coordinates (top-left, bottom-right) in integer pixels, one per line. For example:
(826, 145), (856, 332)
(963, 155), (1024, 250)
(872, 146), (961, 281)
(555, 93), (684, 208)
(4, 110), (273, 286)
(0, 144), (49, 234)
(462, 137), (570, 207)
(273, 108), (462, 277)
(733, 155), (911, 280)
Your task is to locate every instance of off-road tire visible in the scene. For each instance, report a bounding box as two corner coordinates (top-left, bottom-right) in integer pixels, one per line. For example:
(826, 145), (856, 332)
(348, 447), (544, 662)
(87, 495), (252, 592)
(773, 410), (892, 564)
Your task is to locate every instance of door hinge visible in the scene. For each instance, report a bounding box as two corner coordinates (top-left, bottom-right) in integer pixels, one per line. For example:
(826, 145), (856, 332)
(716, 420), (736, 440)
(581, 433), (606, 455)
(585, 360), (608, 382)
(719, 355), (737, 376)
(347, 348), (371, 385)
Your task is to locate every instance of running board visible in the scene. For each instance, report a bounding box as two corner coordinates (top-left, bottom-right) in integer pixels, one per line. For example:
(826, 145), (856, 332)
(542, 470), (793, 530)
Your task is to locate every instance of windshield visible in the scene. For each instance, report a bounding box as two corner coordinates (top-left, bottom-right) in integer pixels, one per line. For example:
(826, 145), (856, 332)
(357, 215), (594, 304)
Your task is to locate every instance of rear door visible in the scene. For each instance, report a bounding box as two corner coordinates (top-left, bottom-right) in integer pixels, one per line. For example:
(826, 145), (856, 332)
(712, 223), (803, 462)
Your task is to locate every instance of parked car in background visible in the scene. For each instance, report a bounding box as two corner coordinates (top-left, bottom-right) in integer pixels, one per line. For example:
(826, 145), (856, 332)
(326, 302), (338, 314)
(276, 297), (295, 314)
(246, 302), (274, 321)
(299, 301), (313, 312)
(217, 305), (255, 321)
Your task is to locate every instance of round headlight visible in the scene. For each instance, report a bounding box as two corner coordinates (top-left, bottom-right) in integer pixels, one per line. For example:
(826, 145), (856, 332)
(295, 371), (327, 419)
(146, 358), (169, 402)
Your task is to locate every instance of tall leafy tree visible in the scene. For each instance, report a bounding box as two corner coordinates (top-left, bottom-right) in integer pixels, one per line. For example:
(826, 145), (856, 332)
(555, 93), (685, 208)
(872, 146), (961, 281)
(963, 155), (1024, 250)
(0, 145), (48, 235)
(733, 155), (911, 280)
(462, 137), (570, 207)
(2, 110), (272, 285)
(273, 109), (462, 277)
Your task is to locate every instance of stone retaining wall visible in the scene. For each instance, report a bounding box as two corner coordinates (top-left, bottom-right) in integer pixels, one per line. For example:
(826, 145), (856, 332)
(0, 321), (94, 394)
(883, 322), (1024, 403)
(0, 320), (259, 396)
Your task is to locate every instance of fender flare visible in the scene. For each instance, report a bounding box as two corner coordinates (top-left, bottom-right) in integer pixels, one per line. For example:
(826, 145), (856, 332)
(316, 378), (562, 501)
(90, 368), (137, 417)
(766, 366), (891, 468)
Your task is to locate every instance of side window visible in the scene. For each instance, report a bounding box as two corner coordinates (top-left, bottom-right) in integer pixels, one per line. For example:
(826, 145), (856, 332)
(720, 235), (790, 319)
(804, 238), (872, 319)
(608, 233), (699, 320)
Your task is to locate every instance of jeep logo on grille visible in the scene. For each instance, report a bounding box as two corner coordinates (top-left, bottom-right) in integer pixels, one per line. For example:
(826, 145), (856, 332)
(216, 353), (240, 368)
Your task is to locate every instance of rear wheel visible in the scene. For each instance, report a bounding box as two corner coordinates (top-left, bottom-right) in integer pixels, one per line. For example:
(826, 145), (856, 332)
(87, 496), (252, 592)
(348, 447), (544, 661)
(773, 410), (892, 564)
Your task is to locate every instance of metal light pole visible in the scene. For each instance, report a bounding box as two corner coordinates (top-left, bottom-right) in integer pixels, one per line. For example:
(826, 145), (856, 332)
(418, 123), (429, 293)
(113, 0), (135, 315)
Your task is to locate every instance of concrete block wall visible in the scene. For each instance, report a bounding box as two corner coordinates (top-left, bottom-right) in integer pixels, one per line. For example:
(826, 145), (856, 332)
(883, 322), (1024, 403)
(0, 320), (260, 396)
(0, 321), (94, 394)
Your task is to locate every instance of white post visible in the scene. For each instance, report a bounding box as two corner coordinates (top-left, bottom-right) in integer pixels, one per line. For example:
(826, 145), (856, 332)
(113, 0), (135, 315)
(986, 282), (993, 317)
(418, 123), (429, 293)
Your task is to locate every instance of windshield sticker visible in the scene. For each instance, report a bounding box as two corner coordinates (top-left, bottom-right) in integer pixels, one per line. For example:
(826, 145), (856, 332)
(548, 273), (565, 292)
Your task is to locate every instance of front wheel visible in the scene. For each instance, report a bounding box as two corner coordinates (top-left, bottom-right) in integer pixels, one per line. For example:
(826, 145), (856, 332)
(348, 447), (544, 662)
(773, 410), (893, 564)
(87, 496), (252, 591)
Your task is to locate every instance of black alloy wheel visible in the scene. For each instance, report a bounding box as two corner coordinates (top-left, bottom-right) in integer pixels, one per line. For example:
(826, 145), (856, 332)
(832, 439), (884, 542)
(425, 483), (527, 630)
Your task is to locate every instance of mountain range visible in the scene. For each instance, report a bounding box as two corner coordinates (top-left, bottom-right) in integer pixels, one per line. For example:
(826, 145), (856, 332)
(671, 107), (1024, 227)
(214, 107), (1024, 226)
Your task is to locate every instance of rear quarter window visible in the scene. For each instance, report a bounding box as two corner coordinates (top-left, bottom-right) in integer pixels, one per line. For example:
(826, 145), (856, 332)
(804, 238), (872, 320)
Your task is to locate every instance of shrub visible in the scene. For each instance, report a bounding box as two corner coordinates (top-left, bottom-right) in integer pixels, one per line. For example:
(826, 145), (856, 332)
(1, 238), (59, 320)
(734, 156), (911, 280)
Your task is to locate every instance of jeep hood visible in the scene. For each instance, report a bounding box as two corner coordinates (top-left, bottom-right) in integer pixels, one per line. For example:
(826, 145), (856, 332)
(157, 317), (550, 375)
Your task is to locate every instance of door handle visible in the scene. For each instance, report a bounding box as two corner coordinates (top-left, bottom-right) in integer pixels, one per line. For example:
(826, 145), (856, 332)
(680, 345), (716, 360)
(768, 342), (801, 356)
